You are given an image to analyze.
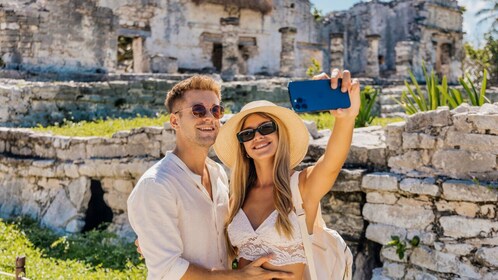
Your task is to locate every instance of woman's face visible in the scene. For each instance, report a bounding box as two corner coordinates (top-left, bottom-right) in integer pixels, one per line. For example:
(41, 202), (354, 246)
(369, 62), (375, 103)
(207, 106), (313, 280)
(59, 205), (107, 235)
(240, 114), (279, 162)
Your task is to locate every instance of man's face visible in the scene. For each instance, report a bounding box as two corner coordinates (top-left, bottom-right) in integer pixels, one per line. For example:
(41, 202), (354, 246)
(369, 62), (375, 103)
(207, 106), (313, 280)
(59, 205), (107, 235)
(171, 90), (221, 149)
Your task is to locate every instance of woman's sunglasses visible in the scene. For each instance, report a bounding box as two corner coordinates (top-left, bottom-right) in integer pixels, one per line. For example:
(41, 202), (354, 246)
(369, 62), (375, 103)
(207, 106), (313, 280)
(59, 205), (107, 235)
(237, 121), (277, 143)
(174, 104), (224, 119)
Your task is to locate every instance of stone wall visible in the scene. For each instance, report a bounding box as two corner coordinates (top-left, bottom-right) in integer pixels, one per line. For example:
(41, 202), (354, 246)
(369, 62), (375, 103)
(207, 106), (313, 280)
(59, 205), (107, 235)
(0, 77), (291, 127)
(0, 0), (117, 72)
(322, 0), (464, 83)
(1, 104), (497, 278)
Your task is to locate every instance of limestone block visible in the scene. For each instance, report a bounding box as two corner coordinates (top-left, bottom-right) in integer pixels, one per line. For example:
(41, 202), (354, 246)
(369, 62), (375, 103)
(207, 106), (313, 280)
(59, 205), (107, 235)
(476, 247), (498, 267)
(62, 164), (79, 178)
(483, 271), (498, 280)
(454, 202), (479, 218)
(113, 179), (134, 193)
(381, 246), (409, 263)
(400, 178), (440, 196)
(452, 113), (473, 133)
(405, 108), (451, 132)
(469, 114), (498, 134)
(332, 169), (365, 192)
(407, 230), (436, 246)
(87, 143), (125, 158)
(366, 223), (407, 245)
(41, 189), (79, 232)
(442, 180), (498, 202)
(56, 143), (86, 160)
(362, 173), (399, 191)
(383, 261), (406, 279)
(325, 213), (364, 240)
(440, 215), (498, 238)
(438, 242), (474, 256)
(402, 133), (436, 149)
(410, 246), (481, 278)
(385, 122), (405, 151)
(303, 120), (321, 139)
(67, 177), (91, 211)
(160, 130), (177, 155)
(479, 103), (498, 114)
(467, 236), (498, 246)
(104, 192), (128, 212)
(328, 199), (362, 216)
(363, 204), (435, 230)
(432, 150), (496, 175)
(366, 192), (398, 204)
(371, 267), (391, 280)
(404, 269), (438, 280)
(445, 131), (498, 153)
(388, 151), (424, 173)
(480, 204), (496, 218)
(396, 197), (432, 209)
(128, 133), (149, 144)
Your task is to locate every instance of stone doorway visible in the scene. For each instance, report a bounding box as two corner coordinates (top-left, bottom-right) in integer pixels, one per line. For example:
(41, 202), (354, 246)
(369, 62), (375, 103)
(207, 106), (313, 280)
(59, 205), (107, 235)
(117, 36), (145, 73)
(82, 180), (114, 232)
(212, 43), (223, 72)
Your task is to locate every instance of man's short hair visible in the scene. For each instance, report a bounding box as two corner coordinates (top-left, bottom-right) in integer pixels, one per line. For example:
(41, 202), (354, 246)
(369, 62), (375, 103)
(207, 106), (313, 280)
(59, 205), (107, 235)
(165, 75), (221, 113)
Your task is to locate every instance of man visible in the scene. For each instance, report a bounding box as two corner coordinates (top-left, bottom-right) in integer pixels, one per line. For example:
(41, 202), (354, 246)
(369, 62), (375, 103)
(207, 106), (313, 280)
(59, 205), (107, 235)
(127, 75), (292, 280)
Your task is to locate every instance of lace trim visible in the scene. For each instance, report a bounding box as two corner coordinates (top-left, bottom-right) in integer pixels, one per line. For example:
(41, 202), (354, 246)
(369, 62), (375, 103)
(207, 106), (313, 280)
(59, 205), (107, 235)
(238, 240), (306, 266)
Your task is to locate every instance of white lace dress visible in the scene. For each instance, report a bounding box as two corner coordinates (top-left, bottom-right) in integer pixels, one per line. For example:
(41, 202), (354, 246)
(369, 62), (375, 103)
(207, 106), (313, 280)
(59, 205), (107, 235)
(227, 173), (306, 266)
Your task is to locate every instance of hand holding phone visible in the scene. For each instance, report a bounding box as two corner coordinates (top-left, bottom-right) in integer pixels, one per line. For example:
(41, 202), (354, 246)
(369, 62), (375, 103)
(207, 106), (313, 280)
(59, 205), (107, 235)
(288, 79), (351, 113)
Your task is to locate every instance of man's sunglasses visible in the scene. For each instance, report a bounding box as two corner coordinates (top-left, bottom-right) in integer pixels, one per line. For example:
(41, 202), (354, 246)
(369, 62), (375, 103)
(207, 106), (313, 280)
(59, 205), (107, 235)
(174, 104), (225, 119)
(237, 121), (277, 143)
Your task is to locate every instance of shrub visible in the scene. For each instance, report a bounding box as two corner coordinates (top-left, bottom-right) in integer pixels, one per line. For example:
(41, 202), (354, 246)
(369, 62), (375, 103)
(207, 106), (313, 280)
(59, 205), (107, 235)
(460, 69), (491, 106)
(306, 58), (321, 78)
(355, 86), (379, 128)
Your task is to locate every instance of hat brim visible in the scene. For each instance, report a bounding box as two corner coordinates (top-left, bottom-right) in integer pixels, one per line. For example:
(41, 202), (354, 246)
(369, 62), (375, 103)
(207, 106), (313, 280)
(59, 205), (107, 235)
(214, 102), (309, 169)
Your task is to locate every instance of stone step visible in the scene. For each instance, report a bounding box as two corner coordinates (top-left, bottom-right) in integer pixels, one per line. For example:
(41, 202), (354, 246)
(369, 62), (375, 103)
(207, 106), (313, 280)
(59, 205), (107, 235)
(381, 104), (404, 114)
(379, 94), (402, 106)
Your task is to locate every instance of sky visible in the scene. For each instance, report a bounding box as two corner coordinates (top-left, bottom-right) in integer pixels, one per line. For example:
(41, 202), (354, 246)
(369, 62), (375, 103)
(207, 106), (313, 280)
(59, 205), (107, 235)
(310, 0), (495, 47)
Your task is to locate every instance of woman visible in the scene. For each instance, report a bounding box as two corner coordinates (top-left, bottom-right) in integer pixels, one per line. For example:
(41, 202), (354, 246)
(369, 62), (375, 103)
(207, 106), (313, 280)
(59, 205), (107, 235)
(213, 71), (360, 279)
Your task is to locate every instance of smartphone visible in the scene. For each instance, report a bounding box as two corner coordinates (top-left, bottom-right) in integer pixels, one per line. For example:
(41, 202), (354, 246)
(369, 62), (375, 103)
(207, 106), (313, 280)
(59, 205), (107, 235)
(287, 79), (351, 113)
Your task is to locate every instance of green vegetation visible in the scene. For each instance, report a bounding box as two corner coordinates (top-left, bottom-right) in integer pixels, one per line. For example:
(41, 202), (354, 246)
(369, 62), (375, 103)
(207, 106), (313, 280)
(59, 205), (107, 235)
(32, 114), (170, 137)
(395, 64), (491, 115)
(0, 217), (145, 279)
(300, 113), (403, 130)
(386, 235), (420, 260)
(355, 86), (379, 128)
(464, 35), (498, 82)
(305, 58), (321, 78)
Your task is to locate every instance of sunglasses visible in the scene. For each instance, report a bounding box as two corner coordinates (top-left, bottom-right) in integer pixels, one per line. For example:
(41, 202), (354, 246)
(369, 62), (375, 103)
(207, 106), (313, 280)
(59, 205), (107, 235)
(237, 121), (277, 143)
(174, 104), (224, 119)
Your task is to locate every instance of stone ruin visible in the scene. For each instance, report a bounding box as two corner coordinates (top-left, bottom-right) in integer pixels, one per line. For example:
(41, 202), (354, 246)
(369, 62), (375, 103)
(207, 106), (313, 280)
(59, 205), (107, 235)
(1, 103), (498, 279)
(0, 0), (464, 82)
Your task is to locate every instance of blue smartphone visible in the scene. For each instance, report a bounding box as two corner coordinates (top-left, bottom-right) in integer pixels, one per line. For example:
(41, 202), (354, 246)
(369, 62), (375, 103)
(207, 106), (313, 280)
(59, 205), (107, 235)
(287, 79), (351, 113)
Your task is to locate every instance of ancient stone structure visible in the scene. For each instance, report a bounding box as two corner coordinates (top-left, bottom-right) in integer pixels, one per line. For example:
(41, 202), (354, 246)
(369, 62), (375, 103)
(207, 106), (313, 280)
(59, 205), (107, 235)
(0, 0), (464, 82)
(0, 0), (321, 78)
(1, 103), (497, 279)
(322, 0), (464, 83)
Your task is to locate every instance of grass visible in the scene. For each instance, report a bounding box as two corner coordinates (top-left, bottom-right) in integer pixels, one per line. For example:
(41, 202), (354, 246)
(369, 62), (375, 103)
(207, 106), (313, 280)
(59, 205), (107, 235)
(30, 113), (404, 138)
(32, 114), (170, 138)
(300, 113), (404, 130)
(0, 217), (146, 279)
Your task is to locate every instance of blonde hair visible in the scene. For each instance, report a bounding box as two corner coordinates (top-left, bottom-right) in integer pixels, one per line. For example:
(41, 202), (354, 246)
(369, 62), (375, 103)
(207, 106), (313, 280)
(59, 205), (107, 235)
(164, 75), (221, 113)
(225, 112), (294, 260)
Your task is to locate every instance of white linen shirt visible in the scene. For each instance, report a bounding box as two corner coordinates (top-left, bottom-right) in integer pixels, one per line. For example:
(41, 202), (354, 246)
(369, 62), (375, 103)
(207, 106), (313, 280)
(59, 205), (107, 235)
(127, 151), (229, 280)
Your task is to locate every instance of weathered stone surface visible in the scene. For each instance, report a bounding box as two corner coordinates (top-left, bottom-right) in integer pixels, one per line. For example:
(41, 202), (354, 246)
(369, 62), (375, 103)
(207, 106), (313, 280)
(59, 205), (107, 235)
(405, 108), (451, 132)
(440, 216), (498, 238)
(410, 246), (481, 278)
(371, 267), (391, 280)
(476, 247), (498, 267)
(442, 180), (498, 202)
(67, 177), (91, 211)
(104, 192), (128, 212)
(363, 204), (434, 230)
(388, 151), (424, 173)
(400, 178), (440, 196)
(480, 204), (496, 219)
(381, 246), (409, 263)
(385, 122), (405, 151)
(383, 261), (406, 278)
(362, 173), (399, 191)
(395, 197), (432, 208)
(41, 189), (78, 232)
(436, 242), (474, 256)
(404, 268), (438, 280)
(366, 192), (398, 204)
(432, 150), (496, 175)
(402, 133), (436, 149)
(366, 223), (407, 245)
(445, 131), (498, 153)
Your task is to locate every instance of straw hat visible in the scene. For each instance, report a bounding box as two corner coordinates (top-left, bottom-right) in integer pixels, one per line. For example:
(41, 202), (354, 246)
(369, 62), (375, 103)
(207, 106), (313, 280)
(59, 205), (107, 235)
(214, 100), (309, 169)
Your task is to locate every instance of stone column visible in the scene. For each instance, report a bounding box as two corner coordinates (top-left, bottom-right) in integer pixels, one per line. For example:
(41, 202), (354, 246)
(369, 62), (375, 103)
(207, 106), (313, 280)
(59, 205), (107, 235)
(365, 34), (381, 78)
(220, 17), (240, 81)
(330, 33), (344, 70)
(395, 41), (415, 79)
(278, 27), (297, 77)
